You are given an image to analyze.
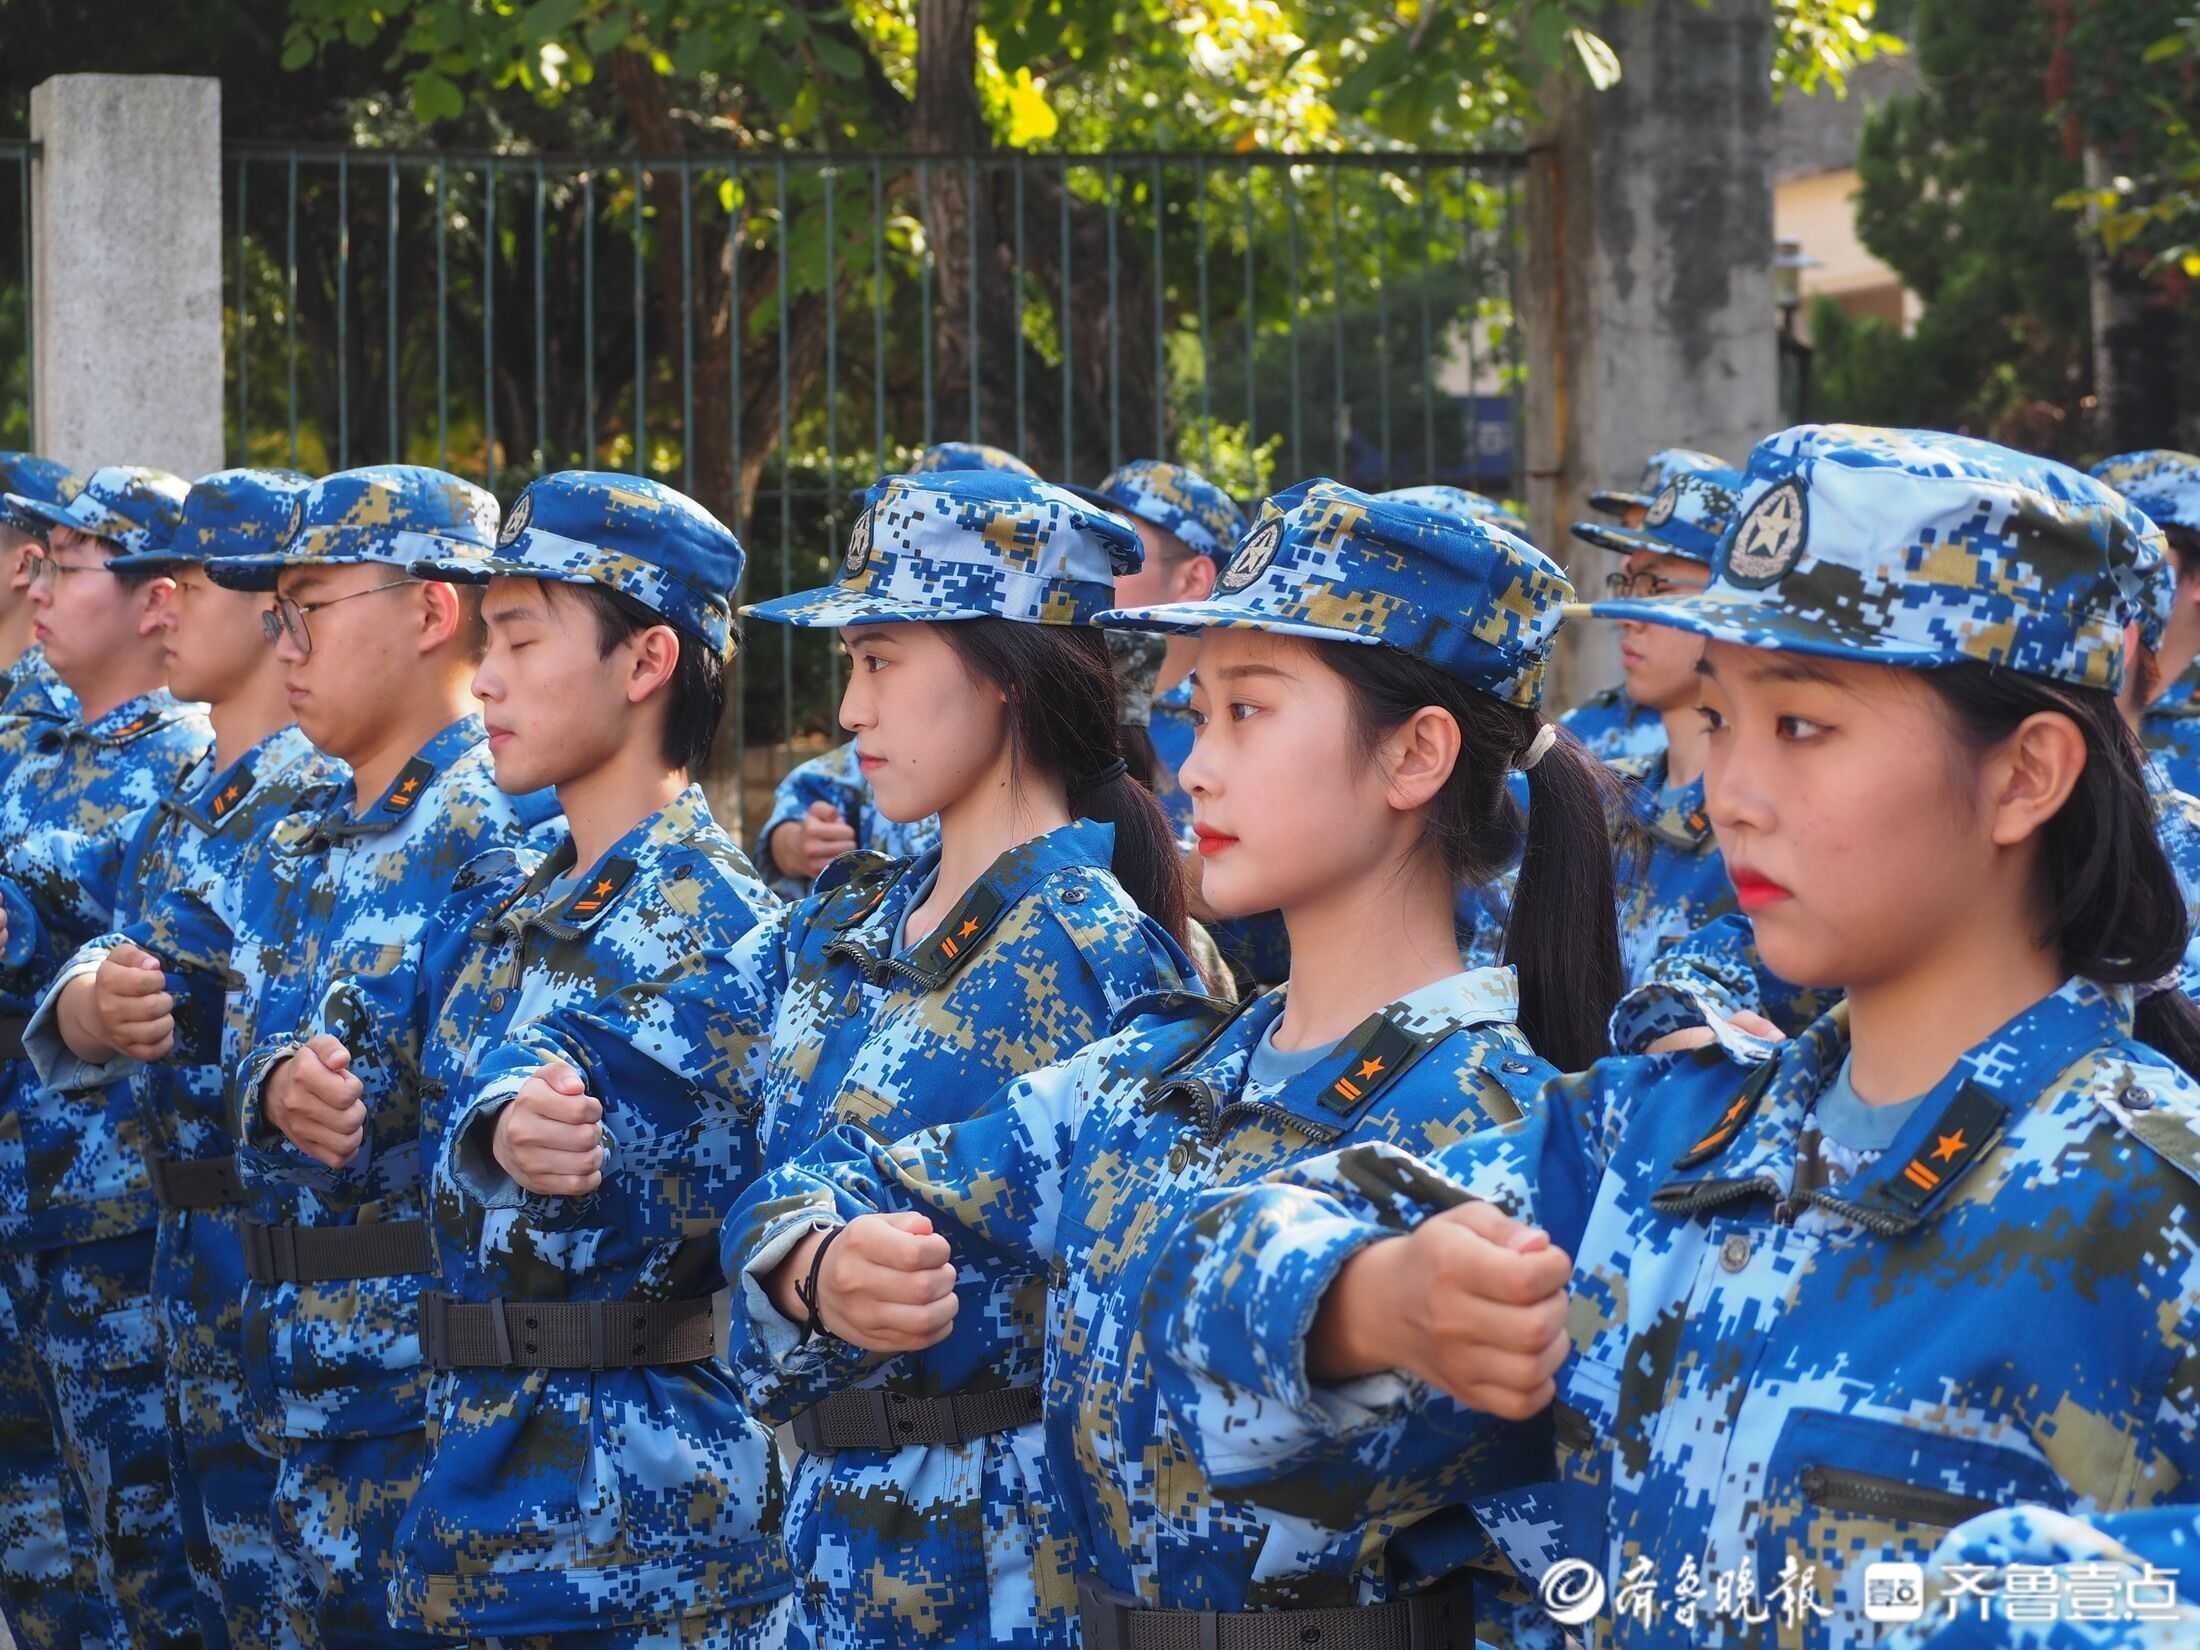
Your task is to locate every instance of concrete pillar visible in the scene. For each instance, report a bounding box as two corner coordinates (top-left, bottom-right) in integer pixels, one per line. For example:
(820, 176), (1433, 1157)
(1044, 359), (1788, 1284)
(29, 75), (224, 479)
(1520, 0), (1778, 707)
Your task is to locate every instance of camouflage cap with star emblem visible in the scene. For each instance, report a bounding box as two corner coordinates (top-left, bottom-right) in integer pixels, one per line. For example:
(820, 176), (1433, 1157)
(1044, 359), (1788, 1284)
(408, 470), (744, 656)
(1586, 424), (2163, 691)
(1378, 483), (1530, 540)
(907, 441), (1039, 479)
(1063, 460), (1248, 562)
(204, 463), (499, 591)
(1587, 446), (1731, 518)
(109, 467), (314, 574)
(1095, 476), (1572, 709)
(2, 464), (189, 555)
(1570, 465), (1747, 566)
(746, 471), (1141, 628)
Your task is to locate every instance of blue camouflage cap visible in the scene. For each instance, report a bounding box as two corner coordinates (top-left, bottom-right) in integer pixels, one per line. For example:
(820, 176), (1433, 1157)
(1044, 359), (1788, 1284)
(1379, 484), (1530, 539)
(409, 470), (744, 656)
(1063, 460), (1248, 562)
(908, 442), (1039, 479)
(2, 464), (189, 556)
(2092, 449), (2200, 536)
(205, 463), (500, 592)
(109, 467), (314, 575)
(1587, 424), (2158, 692)
(1588, 446), (1731, 518)
(1570, 465), (1746, 565)
(746, 471), (1141, 629)
(0, 454), (80, 520)
(1095, 477), (1571, 708)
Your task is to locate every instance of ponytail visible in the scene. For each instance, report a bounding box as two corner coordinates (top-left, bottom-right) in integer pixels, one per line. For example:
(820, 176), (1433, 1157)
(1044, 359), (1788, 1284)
(1321, 641), (1624, 1070)
(939, 619), (1191, 948)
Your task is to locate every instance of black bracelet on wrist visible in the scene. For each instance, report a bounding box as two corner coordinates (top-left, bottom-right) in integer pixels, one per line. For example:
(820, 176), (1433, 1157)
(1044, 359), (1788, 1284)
(792, 1223), (842, 1344)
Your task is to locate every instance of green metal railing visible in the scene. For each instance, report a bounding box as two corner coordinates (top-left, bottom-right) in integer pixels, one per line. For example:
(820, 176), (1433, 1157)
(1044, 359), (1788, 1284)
(5, 141), (1526, 834)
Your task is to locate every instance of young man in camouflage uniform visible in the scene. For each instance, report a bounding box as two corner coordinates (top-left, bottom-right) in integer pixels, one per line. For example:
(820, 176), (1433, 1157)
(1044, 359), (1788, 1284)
(1559, 445), (1730, 764)
(0, 464), (213, 1647)
(201, 464), (561, 1650)
(0, 453), (83, 728)
(27, 467), (342, 1650)
(265, 471), (796, 1648)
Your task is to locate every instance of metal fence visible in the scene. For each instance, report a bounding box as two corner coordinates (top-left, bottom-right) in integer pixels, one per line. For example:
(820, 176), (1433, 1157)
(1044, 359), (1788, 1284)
(5, 141), (1529, 835)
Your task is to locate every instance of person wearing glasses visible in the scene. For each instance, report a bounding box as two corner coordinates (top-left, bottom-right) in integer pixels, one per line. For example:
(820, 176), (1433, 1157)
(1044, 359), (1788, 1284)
(1558, 446), (1733, 766)
(1562, 466), (1766, 992)
(21, 468), (347, 1650)
(196, 464), (562, 1650)
(0, 463), (212, 1650)
(0, 454), (84, 730)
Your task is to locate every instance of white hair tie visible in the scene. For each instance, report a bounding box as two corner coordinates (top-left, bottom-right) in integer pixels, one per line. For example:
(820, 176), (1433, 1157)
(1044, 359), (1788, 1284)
(1515, 722), (1559, 772)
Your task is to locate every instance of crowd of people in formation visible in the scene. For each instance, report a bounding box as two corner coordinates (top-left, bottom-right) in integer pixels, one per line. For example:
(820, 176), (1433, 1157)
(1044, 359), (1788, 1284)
(0, 424), (2194, 1650)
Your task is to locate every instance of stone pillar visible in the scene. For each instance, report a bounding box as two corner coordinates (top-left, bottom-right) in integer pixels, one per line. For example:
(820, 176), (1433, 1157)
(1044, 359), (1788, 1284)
(29, 75), (224, 478)
(1520, 0), (1778, 708)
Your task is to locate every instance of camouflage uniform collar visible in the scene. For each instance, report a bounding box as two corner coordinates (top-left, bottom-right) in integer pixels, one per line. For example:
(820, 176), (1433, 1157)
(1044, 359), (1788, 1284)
(1148, 967), (1526, 1142)
(823, 816), (1120, 988)
(1653, 977), (2134, 1233)
(55, 688), (195, 750)
(2147, 665), (2200, 723)
(320, 713), (485, 839)
(164, 724), (319, 834)
(1613, 751), (1713, 851)
(503, 784), (715, 938)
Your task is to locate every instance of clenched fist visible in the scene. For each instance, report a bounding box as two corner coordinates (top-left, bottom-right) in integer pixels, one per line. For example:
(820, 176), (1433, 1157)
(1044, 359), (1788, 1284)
(94, 943), (176, 1062)
(769, 801), (858, 883)
(490, 1061), (606, 1197)
(266, 1034), (367, 1170)
(771, 1212), (960, 1353)
(1309, 1201), (1573, 1421)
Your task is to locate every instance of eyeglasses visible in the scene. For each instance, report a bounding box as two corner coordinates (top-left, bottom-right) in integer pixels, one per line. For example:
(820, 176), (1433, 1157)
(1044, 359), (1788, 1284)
(1603, 570), (1705, 600)
(261, 579), (413, 657)
(25, 551), (113, 586)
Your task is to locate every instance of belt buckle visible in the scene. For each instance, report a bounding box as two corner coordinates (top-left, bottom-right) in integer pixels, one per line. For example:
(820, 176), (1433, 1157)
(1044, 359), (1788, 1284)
(790, 1403), (827, 1455)
(861, 1386), (900, 1449)
(1075, 1580), (1137, 1650)
(418, 1291), (449, 1369)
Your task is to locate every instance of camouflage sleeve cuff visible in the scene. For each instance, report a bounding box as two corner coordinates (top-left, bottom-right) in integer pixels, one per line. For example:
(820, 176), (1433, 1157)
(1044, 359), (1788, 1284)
(1607, 981), (1778, 1063)
(444, 1077), (529, 1212)
(22, 946), (122, 1093)
(728, 1211), (874, 1410)
(1156, 1198), (1431, 1489)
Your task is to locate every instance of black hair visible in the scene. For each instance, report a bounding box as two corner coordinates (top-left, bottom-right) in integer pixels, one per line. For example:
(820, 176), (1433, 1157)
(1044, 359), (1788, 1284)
(1921, 660), (2200, 1076)
(2166, 524), (2199, 582)
(554, 581), (729, 774)
(1118, 724), (1163, 792)
(938, 619), (1190, 947)
(1321, 641), (1624, 1070)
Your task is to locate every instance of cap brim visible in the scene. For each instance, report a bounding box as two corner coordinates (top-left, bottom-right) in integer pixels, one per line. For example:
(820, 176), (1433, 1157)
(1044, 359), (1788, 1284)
(1093, 599), (1384, 651)
(105, 551), (196, 575)
(407, 554), (534, 585)
(742, 584), (995, 628)
(202, 554), (300, 591)
(1569, 520), (1667, 557)
(1578, 591), (1951, 669)
(0, 494), (72, 536)
(1586, 489), (1655, 517)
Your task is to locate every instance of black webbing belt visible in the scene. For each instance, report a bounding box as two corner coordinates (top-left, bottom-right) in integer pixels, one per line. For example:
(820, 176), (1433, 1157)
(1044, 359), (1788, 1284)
(0, 1014), (29, 1063)
(149, 1155), (245, 1211)
(1077, 1576), (1476, 1650)
(789, 1383), (1042, 1454)
(418, 1290), (726, 1371)
(240, 1218), (432, 1285)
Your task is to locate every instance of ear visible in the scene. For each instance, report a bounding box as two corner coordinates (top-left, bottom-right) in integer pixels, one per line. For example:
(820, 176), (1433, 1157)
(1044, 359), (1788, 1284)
(415, 579), (465, 654)
(1377, 704), (1463, 815)
(1179, 555), (1220, 602)
(1984, 709), (2087, 848)
(132, 577), (178, 637)
(624, 624), (682, 707)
